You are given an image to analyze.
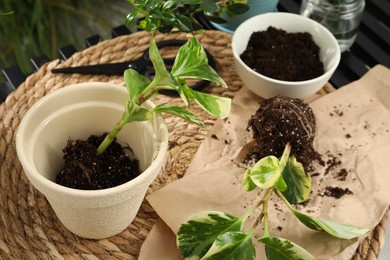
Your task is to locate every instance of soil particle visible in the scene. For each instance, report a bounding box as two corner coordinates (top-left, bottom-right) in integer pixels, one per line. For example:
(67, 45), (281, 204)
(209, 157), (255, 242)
(240, 26), (324, 81)
(324, 153), (342, 176)
(336, 168), (349, 181)
(56, 133), (140, 190)
(246, 96), (324, 172)
(323, 186), (353, 199)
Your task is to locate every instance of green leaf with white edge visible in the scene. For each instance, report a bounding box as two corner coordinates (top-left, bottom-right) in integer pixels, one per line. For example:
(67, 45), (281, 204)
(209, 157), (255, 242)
(280, 192), (370, 239)
(177, 211), (246, 259)
(189, 88), (231, 119)
(124, 69), (151, 103)
(243, 168), (257, 192)
(149, 103), (205, 128)
(171, 35), (227, 88)
(248, 156), (281, 189)
(122, 101), (151, 123)
(200, 231), (255, 260)
(305, 216), (370, 240)
(281, 156), (311, 204)
(274, 175), (287, 192)
(259, 236), (315, 260)
(148, 36), (175, 88)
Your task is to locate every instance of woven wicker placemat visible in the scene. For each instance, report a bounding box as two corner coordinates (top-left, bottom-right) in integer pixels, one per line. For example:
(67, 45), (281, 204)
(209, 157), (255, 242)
(0, 30), (387, 259)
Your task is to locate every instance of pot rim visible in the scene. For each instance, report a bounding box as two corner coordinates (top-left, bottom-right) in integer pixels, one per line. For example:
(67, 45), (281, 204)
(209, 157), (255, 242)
(16, 82), (169, 199)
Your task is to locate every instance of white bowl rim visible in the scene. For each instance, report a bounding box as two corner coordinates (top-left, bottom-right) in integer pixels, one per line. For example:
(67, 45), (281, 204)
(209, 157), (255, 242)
(231, 12), (341, 86)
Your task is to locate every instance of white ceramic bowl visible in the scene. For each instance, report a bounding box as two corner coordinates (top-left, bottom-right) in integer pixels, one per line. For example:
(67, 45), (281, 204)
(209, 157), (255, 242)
(232, 12), (341, 99)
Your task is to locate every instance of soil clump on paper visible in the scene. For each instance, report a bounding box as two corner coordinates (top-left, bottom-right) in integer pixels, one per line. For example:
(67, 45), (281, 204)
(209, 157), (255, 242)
(246, 96), (323, 172)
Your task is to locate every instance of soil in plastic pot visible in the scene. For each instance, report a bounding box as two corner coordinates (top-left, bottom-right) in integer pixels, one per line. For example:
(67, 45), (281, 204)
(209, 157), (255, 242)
(56, 133), (140, 190)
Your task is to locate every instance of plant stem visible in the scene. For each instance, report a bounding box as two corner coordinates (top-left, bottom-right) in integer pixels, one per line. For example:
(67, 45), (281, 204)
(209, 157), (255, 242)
(275, 189), (295, 213)
(96, 119), (126, 156)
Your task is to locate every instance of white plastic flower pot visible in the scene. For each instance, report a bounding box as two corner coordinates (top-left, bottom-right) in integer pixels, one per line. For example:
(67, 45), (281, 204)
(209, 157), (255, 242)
(16, 82), (168, 239)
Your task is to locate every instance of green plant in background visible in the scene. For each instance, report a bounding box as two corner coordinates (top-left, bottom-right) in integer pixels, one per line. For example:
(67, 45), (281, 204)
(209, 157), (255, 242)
(125, 0), (249, 32)
(0, 0), (131, 83)
(177, 144), (370, 259)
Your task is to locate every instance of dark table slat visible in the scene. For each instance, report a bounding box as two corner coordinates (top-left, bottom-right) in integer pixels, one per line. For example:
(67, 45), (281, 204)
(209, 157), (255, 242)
(1, 66), (26, 90)
(0, 82), (16, 102)
(352, 32), (390, 68)
(31, 55), (50, 71)
(58, 45), (78, 61)
(277, 0), (300, 13)
(85, 35), (103, 48)
(111, 25), (132, 38)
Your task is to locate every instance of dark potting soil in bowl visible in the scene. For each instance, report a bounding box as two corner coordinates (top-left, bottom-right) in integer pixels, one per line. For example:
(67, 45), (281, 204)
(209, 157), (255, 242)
(246, 95), (324, 172)
(240, 26), (324, 81)
(56, 133), (140, 190)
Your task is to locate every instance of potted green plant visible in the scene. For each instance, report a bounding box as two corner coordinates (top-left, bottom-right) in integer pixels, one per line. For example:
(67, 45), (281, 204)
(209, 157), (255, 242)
(207, 0), (279, 34)
(15, 0), (240, 239)
(176, 144), (370, 259)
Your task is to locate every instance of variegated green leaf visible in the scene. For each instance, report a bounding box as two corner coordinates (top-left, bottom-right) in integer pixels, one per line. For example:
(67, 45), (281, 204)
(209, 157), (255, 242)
(200, 231), (255, 260)
(171, 35), (227, 88)
(149, 103), (205, 127)
(177, 211), (246, 259)
(274, 175), (287, 192)
(148, 36), (175, 88)
(278, 191), (370, 239)
(248, 156), (281, 189)
(189, 88), (231, 119)
(124, 69), (151, 103)
(122, 101), (151, 123)
(243, 168), (257, 192)
(259, 236), (315, 260)
(281, 156), (311, 204)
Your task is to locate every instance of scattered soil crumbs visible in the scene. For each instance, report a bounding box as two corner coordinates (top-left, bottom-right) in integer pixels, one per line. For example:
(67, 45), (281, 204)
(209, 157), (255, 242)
(323, 186), (353, 199)
(246, 96), (324, 172)
(56, 133), (140, 190)
(336, 168), (349, 181)
(324, 153), (342, 176)
(240, 26), (324, 81)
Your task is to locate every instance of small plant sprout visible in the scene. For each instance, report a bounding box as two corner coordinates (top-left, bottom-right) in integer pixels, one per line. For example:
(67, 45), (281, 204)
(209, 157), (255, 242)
(96, 0), (246, 155)
(177, 144), (370, 260)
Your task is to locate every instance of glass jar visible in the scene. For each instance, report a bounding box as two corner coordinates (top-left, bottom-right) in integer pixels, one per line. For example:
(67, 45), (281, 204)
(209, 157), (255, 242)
(300, 0), (365, 52)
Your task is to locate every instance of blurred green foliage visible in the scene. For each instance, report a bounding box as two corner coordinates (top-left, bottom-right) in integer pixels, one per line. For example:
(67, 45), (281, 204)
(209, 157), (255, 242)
(0, 0), (131, 83)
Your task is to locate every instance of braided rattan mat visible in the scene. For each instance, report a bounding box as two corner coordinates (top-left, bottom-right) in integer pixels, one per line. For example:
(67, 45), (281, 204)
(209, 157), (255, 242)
(0, 30), (387, 259)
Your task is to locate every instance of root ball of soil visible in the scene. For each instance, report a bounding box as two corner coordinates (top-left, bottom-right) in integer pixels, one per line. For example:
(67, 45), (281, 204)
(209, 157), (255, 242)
(246, 96), (323, 172)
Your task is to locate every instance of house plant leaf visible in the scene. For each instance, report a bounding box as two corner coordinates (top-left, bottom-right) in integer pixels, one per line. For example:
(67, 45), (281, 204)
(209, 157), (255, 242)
(281, 156), (311, 204)
(259, 236), (315, 260)
(243, 168), (257, 192)
(247, 156), (281, 189)
(189, 88), (231, 119)
(171, 35), (227, 88)
(200, 231), (255, 260)
(277, 190), (370, 239)
(150, 103), (205, 127)
(124, 69), (151, 103)
(177, 211), (246, 259)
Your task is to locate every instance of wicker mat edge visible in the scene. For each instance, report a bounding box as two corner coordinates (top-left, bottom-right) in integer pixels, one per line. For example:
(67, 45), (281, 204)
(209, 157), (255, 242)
(0, 30), (387, 259)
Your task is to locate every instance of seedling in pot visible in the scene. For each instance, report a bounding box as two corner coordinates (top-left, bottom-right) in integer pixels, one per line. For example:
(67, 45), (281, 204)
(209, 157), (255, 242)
(177, 144), (370, 259)
(58, 1), (251, 189)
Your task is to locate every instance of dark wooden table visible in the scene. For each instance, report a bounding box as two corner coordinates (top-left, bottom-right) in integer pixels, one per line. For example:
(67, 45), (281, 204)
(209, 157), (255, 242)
(1, 0), (389, 102)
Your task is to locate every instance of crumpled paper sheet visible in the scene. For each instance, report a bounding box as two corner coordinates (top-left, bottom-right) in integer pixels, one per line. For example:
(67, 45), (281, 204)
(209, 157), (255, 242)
(139, 65), (390, 260)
